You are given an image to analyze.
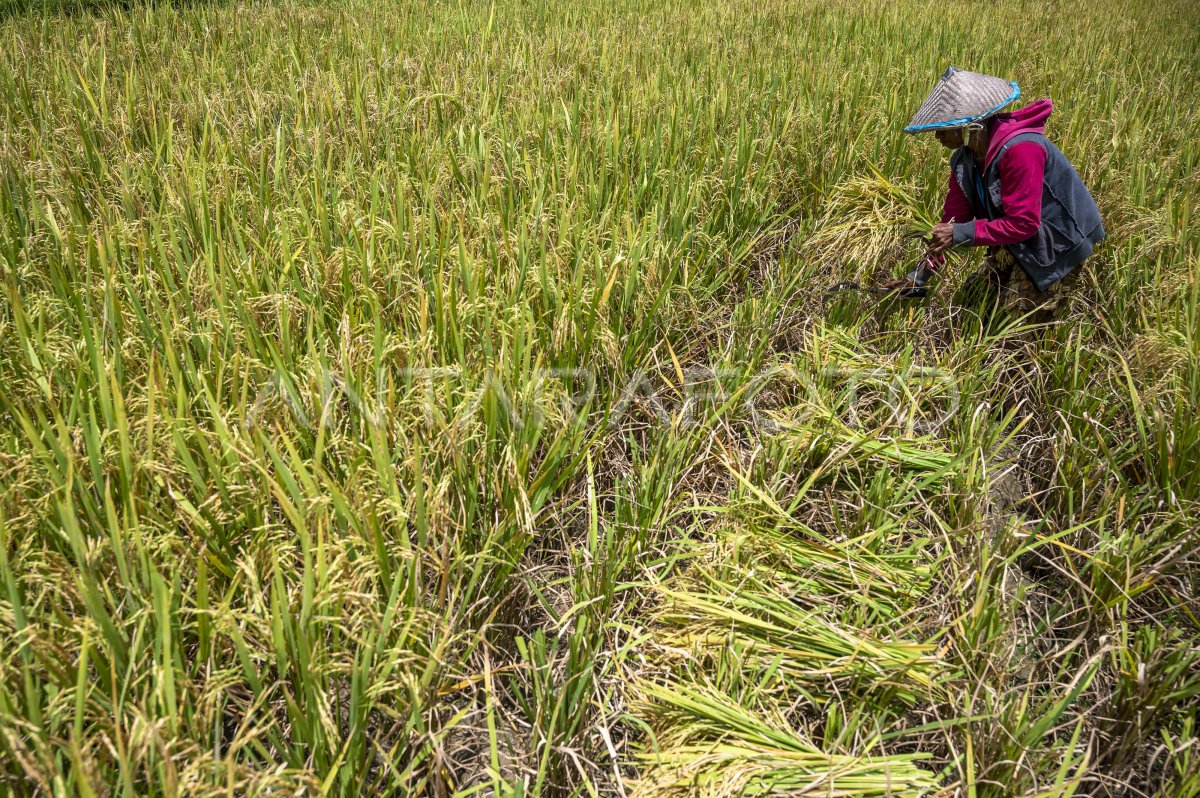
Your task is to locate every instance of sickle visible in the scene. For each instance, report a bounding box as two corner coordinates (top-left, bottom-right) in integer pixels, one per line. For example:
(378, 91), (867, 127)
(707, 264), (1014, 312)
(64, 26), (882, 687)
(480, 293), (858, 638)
(825, 281), (928, 298)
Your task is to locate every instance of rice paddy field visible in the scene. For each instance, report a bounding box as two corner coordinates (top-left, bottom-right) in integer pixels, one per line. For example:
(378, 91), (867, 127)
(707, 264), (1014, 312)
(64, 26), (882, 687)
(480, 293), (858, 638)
(1, 0), (1199, 794)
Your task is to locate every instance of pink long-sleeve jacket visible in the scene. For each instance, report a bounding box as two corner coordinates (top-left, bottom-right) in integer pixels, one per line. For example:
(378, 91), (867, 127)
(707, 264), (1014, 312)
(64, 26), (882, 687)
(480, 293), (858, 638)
(941, 99), (1055, 247)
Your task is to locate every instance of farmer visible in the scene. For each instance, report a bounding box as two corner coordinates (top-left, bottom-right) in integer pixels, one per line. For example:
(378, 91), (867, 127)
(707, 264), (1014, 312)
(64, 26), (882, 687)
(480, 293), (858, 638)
(888, 67), (1104, 321)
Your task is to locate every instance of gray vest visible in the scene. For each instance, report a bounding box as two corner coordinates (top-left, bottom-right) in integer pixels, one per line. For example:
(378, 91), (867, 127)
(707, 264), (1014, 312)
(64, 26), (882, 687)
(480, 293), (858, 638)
(952, 132), (1104, 291)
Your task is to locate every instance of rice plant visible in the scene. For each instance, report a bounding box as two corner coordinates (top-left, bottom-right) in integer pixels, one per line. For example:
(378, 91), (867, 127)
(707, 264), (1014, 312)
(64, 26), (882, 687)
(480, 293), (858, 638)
(0, 0), (1197, 795)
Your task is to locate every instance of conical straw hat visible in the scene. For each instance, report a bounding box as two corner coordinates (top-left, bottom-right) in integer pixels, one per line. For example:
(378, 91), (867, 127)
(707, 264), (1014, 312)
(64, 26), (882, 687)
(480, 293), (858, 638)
(905, 66), (1020, 133)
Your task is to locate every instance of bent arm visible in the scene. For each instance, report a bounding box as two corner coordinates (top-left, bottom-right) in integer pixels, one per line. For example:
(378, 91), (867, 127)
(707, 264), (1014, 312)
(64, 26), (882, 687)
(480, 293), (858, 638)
(920, 168), (976, 272)
(951, 142), (1046, 247)
(941, 169), (973, 225)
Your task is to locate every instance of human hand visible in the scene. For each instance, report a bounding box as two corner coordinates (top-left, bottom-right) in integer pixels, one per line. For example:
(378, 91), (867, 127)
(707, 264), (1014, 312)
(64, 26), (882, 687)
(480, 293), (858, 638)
(928, 222), (954, 254)
(882, 276), (918, 291)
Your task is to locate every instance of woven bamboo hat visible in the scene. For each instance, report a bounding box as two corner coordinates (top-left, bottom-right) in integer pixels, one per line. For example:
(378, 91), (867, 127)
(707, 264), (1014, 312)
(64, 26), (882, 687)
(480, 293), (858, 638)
(905, 66), (1020, 133)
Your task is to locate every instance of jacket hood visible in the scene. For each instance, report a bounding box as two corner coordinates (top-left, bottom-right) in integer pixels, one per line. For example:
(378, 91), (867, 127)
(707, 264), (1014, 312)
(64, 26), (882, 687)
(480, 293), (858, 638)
(984, 98), (1053, 166)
